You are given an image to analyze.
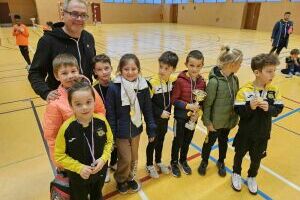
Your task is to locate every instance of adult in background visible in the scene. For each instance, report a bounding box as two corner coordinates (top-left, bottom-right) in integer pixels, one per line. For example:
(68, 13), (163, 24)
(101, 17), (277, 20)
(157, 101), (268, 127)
(28, 0), (96, 101)
(270, 12), (293, 56)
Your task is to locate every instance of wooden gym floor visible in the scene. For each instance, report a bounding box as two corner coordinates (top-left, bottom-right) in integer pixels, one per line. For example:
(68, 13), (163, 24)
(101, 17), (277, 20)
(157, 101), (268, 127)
(0, 23), (300, 200)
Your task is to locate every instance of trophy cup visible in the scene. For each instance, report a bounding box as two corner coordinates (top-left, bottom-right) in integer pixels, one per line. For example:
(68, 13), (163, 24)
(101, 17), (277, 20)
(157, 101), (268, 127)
(185, 89), (207, 130)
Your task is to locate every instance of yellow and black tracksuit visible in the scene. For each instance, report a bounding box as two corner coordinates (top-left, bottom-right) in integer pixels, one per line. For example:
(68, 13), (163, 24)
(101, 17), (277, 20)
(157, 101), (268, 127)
(146, 75), (176, 166)
(55, 114), (113, 200)
(233, 82), (283, 177)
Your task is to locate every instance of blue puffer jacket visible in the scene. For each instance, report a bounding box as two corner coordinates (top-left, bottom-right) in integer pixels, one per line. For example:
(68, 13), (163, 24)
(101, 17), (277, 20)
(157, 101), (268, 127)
(271, 19), (293, 48)
(106, 82), (156, 139)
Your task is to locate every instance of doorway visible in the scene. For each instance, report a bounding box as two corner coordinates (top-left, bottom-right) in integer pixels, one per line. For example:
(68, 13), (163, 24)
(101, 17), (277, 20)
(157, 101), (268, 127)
(91, 3), (101, 23)
(243, 3), (261, 30)
(170, 4), (178, 23)
(0, 3), (12, 25)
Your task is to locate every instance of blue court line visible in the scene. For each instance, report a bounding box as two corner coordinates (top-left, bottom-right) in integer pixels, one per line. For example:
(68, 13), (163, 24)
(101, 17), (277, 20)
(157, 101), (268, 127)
(190, 142), (272, 200)
(167, 126), (272, 199)
(165, 107), (300, 199)
(272, 107), (300, 123)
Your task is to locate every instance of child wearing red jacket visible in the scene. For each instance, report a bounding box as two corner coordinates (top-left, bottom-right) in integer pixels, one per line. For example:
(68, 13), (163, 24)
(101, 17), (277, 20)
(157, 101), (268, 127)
(170, 50), (206, 177)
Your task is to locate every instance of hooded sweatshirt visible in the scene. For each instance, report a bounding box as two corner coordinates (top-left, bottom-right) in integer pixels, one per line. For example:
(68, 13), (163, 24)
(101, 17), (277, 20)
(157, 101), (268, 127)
(28, 22), (96, 100)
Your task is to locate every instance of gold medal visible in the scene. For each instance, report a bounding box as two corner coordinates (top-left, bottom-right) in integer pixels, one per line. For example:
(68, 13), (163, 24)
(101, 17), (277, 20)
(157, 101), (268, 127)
(130, 107), (135, 117)
(204, 135), (209, 143)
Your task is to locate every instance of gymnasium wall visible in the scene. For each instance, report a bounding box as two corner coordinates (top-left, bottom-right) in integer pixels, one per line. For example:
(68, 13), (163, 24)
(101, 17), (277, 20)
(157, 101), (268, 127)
(176, 0), (300, 35)
(34, 0), (61, 26)
(1, 0), (37, 25)
(33, 0), (162, 25)
(177, 2), (246, 29)
(10, 0), (299, 34)
(100, 3), (162, 23)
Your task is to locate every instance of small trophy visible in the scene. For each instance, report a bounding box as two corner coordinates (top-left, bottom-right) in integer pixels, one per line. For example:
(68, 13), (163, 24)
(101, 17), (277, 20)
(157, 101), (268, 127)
(185, 89), (207, 130)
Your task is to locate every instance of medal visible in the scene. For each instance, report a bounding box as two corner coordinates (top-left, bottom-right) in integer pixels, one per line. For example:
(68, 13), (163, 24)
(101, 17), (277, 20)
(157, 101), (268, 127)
(204, 135), (209, 143)
(130, 107), (135, 117)
(82, 118), (96, 166)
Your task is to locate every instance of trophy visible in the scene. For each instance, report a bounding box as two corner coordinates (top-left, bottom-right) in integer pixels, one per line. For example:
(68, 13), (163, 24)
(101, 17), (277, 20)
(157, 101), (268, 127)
(185, 89), (207, 130)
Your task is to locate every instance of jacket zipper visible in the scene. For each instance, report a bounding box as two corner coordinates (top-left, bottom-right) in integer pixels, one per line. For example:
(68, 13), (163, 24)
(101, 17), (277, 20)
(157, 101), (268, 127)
(276, 22), (282, 47)
(70, 36), (83, 74)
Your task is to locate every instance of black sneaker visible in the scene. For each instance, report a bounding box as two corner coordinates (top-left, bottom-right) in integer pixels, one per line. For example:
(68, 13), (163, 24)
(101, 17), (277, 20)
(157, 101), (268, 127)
(216, 161), (226, 177)
(117, 182), (128, 194)
(127, 179), (141, 193)
(179, 161), (192, 175)
(198, 160), (208, 176)
(171, 163), (181, 177)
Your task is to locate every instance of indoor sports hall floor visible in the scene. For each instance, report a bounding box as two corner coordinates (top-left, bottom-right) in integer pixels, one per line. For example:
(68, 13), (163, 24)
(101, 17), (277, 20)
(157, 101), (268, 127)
(0, 23), (300, 199)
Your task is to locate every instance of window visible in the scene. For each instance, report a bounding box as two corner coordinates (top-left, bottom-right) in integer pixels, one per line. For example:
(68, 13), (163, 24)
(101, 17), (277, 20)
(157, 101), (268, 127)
(233, 0), (280, 2)
(194, 0), (226, 2)
(165, 0), (189, 4)
(103, 0), (132, 3)
(137, 0), (162, 4)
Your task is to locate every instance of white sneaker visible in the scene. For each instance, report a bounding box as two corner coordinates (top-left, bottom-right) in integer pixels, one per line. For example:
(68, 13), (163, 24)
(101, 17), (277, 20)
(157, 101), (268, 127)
(105, 168), (110, 183)
(295, 72), (300, 76)
(247, 177), (258, 195)
(146, 165), (159, 179)
(285, 73), (293, 78)
(156, 162), (170, 174)
(231, 173), (242, 192)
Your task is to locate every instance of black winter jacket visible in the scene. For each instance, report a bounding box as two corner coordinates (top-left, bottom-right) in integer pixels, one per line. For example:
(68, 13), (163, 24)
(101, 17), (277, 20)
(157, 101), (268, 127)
(28, 22), (96, 100)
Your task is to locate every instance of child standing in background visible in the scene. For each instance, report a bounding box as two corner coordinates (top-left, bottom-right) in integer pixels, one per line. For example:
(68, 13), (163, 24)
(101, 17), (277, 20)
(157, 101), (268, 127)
(146, 51), (178, 178)
(106, 54), (156, 194)
(170, 50), (206, 178)
(12, 14), (31, 69)
(198, 46), (243, 177)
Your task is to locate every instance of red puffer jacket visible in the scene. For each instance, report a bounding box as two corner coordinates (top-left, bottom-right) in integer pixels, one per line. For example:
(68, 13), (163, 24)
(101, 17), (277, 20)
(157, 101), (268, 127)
(171, 70), (206, 120)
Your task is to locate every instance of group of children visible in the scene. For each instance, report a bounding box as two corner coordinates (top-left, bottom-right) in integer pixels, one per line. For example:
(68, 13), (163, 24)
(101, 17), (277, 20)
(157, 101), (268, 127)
(43, 46), (284, 199)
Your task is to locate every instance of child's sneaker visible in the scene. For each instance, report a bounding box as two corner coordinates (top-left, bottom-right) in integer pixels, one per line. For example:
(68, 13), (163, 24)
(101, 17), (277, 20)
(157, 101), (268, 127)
(146, 165), (159, 179)
(105, 168), (110, 183)
(216, 161), (226, 177)
(117, 182), (128, 194)
(127, 179), (141, 193)
(285, 73), (293, 78)
(179, 161), (192, 175)
(231, 173), (242, 192)
(156, 162), (170, 174)
(198, 160), (208, 176)
(247, 177), (258, 195)
(171, 163), (181, 177)
(295, 72), (300, 76)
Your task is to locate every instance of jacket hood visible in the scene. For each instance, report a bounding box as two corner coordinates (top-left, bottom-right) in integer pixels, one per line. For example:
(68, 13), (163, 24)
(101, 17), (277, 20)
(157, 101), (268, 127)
(209, 66), (234, 80)
(45, 22), (87, 40)
(177, 70), (203, 82)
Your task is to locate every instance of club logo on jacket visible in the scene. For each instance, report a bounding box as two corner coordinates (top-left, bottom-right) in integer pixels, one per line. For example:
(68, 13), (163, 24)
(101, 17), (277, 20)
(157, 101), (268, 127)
(267, 91), (275, 100)
(97, 127), (105, 137)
